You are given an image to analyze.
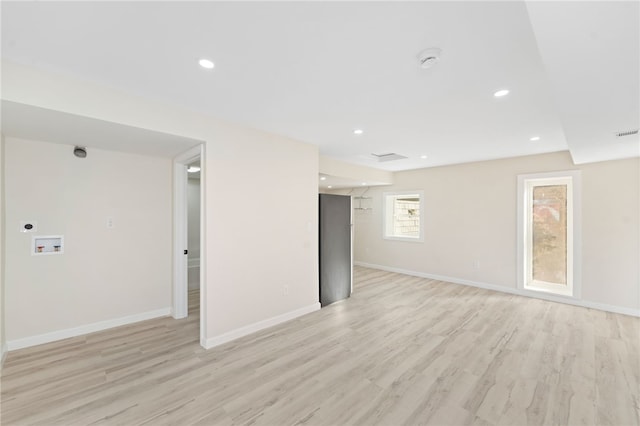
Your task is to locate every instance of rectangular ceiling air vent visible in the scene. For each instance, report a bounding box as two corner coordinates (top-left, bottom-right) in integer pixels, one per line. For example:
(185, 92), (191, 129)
(371, 153), (408, 162)
(615, 129), (639, 137)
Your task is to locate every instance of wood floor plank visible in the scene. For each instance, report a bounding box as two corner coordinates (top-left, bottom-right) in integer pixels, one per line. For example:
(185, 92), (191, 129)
(2, 268), (638, 425)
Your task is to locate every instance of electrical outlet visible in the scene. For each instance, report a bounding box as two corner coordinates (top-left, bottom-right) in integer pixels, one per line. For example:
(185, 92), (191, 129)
(106, 217), (115, 229)
(283, 285), (289, 296)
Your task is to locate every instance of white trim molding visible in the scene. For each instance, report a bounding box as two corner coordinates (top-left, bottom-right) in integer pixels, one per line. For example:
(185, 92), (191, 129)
(355, 261), (639, 318)
(173, 144), (203, 322)
(7, 308), (171, 351)
(383, 190), (425, 243)
(517, 170), (582, 299)
(203, 303), (321, 349)
(173, 160), (189, 320)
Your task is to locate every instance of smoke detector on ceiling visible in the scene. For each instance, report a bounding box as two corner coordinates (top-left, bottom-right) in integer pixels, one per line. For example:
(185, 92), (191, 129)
(417, 47), (442, 69)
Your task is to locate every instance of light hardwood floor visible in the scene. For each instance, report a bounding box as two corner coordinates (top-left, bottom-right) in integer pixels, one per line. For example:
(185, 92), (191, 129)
(2, 267), (639, 425)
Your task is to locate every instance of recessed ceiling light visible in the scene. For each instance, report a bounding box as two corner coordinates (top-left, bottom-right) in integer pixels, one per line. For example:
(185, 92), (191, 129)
(361, 182), (367, 186)
(187, 166), (201, 173)
(494, 89), (509, 97)
(530, 136), (541, 141)
(327, 185), (333, 189)
(199, 58), (215, 69)
(353, 129), (364, 135)
(420, 155), (428, 159)
(320, 176), (327, 181)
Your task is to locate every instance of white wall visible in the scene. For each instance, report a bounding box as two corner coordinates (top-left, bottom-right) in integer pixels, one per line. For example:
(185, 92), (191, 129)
(352, 151), (639, 314)
(319, 156), (394, 186)
(187, 177), (200, 290)
(1, 133), (7, 363)
(2, 61), (320, 348)
(4, 138), (173, 346)
(205, 128), (319, 342)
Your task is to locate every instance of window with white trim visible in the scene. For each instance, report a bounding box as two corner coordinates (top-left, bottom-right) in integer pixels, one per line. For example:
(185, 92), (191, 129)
(383, 191), (424, 242)
(517, 171), (581, 297)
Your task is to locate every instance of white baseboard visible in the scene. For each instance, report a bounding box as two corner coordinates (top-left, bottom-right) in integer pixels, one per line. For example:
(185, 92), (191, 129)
(7, 307), (172, 351)
(203, 302), (321, 349)
(355, 261), (640, 318)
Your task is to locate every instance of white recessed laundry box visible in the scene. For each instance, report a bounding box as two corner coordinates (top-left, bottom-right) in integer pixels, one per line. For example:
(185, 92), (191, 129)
(32, 235), (64, 255)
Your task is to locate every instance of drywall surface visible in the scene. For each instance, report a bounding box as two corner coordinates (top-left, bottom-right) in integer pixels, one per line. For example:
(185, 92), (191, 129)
(353, 151), (639, 312)
(187, 177), (200, 290)
(580, 157), (639, 310)
(319, 155), (393, 186)
(3, 61), (320, 346)
(4, 138), (173, 342)
(187, 178), (201, 261)
(1, 134), (6, 363)
(204, 126), (319, 339)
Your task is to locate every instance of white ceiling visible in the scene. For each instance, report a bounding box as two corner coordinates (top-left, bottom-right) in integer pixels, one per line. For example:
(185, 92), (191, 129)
(526, 1), (639, 164)
(1, 1), (638, 171)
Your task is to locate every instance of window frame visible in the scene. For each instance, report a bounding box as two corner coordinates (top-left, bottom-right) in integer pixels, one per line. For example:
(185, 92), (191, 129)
(382, 190), (425, 243)
(517, 170), (582, 298)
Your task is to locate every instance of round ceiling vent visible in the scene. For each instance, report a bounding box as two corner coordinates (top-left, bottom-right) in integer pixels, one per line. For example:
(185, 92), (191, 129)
(417, 47), (442, 69)
(73, 146), (87, 158)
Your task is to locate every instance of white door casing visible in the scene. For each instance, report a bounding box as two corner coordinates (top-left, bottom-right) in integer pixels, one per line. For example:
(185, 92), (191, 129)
(173, 145), (205, 347)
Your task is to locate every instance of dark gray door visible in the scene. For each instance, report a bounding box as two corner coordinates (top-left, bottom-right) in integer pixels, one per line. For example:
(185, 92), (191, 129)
(319, 194), (352, 307)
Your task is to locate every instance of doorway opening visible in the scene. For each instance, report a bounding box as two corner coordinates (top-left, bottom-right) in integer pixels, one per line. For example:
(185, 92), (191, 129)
(173, 145), (206, 347)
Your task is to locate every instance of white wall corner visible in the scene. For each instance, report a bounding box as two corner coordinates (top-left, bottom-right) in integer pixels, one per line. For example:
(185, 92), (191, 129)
(7, 307), (171, 351)
(203, 303), (321, 349)
(354, 261), (640, 318)
(1, 342), (8, 367)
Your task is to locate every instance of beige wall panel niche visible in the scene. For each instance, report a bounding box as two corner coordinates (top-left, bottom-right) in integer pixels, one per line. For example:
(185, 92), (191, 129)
(4, 138), (172, 342)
